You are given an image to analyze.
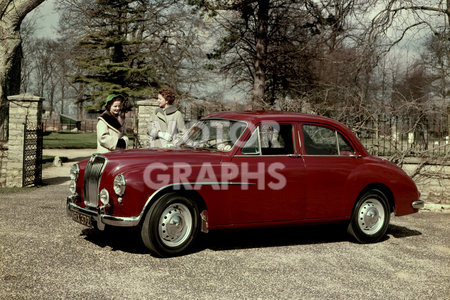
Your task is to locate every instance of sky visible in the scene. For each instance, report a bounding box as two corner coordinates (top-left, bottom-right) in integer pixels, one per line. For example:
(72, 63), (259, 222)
(27, 0), (59, 38)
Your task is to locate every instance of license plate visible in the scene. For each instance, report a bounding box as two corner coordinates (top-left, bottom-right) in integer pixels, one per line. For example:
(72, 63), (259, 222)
(72, 211), (93, 227)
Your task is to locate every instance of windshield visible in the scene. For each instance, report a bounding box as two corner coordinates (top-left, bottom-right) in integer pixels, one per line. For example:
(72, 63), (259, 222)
(178, 119), (247, 152)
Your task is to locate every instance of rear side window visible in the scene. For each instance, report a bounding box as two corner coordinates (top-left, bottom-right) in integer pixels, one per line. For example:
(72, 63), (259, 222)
(302, 125), (354, 156)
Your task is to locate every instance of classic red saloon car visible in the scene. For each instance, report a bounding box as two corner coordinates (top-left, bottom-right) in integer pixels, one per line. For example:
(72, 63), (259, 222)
(67, 111), (423, 257)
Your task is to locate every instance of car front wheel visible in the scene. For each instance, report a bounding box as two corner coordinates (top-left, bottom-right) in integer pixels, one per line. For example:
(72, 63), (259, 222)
(347, 189), (390, 243)
(141, 193), (199, 257)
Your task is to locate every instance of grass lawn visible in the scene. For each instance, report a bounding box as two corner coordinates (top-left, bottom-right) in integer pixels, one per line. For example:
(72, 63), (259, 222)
(43, 131), (97, 149)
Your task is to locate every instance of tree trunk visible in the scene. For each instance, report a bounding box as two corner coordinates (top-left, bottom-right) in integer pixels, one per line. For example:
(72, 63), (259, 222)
(0, 14), (21, 139)
(0, 0), (45, 102)
(0, 28), (21, 102)
(251, 0), (269, 110)
(1, 0), (45, 139)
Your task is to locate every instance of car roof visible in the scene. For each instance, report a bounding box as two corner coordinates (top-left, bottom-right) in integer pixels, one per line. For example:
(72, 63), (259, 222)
(204, 110), (339, 126)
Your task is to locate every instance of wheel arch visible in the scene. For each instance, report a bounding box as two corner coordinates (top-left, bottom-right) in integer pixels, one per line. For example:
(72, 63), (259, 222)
(139, 185), (207, 227)
(356, 183), (395, 213)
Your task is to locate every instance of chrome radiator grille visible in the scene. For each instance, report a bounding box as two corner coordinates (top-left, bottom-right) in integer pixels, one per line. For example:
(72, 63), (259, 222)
(83, 155), (106, 207)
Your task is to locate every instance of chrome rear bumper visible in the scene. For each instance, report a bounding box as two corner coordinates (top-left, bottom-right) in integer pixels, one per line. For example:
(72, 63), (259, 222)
(412, 200), (424, 209)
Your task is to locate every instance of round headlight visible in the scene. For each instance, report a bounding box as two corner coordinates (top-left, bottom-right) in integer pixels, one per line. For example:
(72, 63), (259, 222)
(70, 164), (80, 181)
(113, 174), (126, 196)
(99, 188), (110, 206)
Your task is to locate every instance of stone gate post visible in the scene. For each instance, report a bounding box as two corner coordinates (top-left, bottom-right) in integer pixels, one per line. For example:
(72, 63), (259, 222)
(5, 94), (43, 187)
(136, 99), (158, 148)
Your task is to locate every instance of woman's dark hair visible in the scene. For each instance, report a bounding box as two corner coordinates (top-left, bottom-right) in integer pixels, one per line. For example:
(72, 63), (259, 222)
(158, 88), (176, 104)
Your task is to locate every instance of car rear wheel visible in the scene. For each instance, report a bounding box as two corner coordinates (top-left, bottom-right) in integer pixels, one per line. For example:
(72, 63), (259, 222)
(141, 193), (199, 257)
(347, 189), (390, 243)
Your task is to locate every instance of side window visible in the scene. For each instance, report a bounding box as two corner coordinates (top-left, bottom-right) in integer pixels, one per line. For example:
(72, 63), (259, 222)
(260, 123), (294, 155)
(303, 125), (354, 156)
(241, 123), (294, 155)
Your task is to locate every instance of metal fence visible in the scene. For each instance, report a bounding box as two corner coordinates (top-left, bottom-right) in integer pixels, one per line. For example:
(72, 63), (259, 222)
(353, 115), (449, 158)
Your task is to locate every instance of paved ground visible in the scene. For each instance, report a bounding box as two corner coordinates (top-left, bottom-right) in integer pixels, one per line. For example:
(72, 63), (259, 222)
(0, 149), (449, 299)
(0, 185), (449, 299)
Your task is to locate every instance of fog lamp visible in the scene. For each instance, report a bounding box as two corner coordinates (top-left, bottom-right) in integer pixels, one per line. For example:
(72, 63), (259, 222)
(99, 188), (110, 206)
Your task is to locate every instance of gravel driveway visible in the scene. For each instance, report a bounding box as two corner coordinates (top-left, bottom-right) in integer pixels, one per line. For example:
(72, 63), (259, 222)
(0, 169), (449, 299)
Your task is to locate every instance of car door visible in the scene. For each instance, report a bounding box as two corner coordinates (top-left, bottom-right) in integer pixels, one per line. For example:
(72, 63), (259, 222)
(300, 123), (362, 219)
(229, 122), (307, 224)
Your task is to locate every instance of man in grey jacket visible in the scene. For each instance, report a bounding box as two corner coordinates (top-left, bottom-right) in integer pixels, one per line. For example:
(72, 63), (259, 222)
(148, 88), (185, 148)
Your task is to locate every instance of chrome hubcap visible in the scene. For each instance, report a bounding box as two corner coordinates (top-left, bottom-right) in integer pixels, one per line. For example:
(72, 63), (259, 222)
(364, 207), (379, 228)
(357, 199), (385, 235)
(158, 203), (192, 247)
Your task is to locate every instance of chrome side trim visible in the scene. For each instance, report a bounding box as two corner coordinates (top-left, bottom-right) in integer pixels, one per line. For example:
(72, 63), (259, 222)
(234, 154), (293, 157)
(302, 154), (362, 157)
(234, 154), (361, 158)
(412, 200), (424, 209)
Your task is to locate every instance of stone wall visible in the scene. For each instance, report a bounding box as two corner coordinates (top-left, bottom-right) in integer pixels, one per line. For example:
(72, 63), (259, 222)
(136, 99), (158, 148)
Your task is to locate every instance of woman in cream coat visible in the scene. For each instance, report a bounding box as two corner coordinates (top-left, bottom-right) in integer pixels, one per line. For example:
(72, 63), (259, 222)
(148, 88), (185, 148)
(97, 94), (129, 153)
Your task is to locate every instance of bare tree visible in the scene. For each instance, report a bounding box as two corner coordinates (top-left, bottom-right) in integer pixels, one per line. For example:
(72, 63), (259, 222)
(141, 2), (210, 96)
(367, 0), (449, 60)
(422, 34), (449, 112)
(190, 0), (379, 109)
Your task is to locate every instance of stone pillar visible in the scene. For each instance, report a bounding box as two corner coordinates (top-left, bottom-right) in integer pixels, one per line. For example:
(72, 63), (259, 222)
(136, 99), (158, 148)
(5, 94), (43, 187)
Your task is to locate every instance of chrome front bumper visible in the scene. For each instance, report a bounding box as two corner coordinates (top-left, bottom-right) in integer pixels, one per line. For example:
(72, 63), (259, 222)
(66, 196), (141, 230)
(412, 200), (424, 209)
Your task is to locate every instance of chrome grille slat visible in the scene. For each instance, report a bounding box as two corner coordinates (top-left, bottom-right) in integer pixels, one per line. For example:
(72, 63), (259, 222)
(84, 155), (106, 207)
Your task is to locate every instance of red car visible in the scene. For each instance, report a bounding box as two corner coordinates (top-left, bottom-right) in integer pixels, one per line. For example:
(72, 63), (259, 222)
(67, 111), (423, 257)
